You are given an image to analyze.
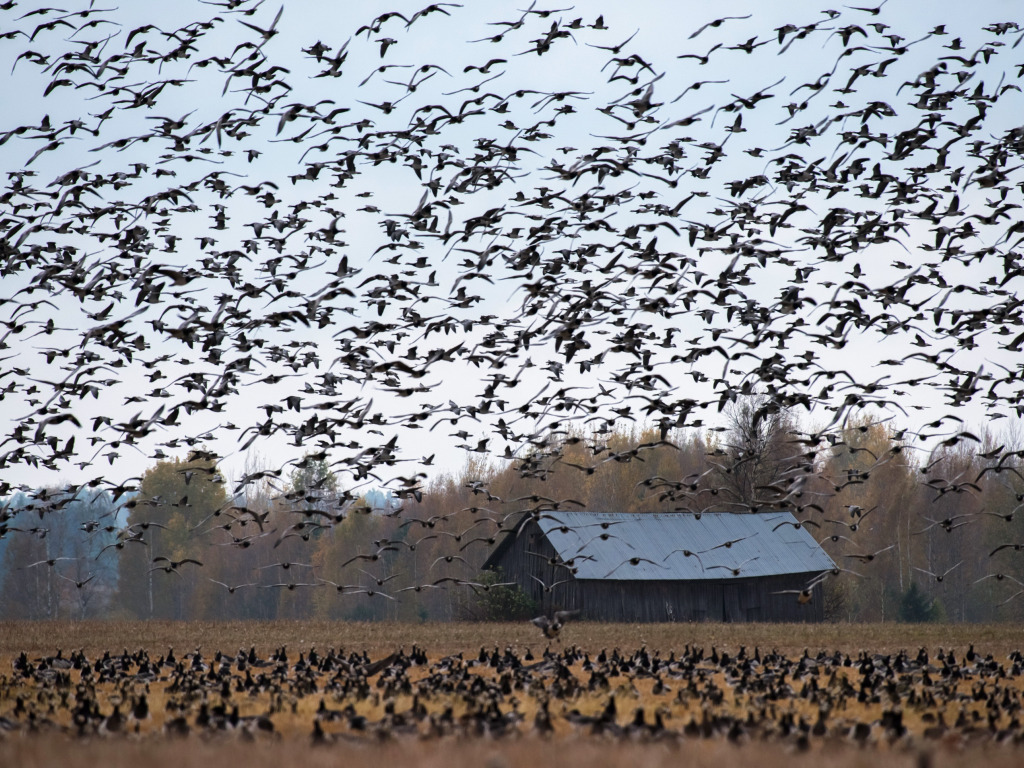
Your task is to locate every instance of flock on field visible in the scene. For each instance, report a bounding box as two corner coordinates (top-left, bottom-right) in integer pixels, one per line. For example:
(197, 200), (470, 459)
(6, 640), (1024, 748)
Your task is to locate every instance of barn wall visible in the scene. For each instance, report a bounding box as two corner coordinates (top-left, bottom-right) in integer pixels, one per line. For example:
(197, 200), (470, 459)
(488, 519), (582, 613)
(575, 573), (824, 622)
(488, 520), (826, 623)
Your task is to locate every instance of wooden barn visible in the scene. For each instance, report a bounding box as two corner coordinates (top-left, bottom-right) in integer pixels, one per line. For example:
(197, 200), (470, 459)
(482, 511), (836, 622)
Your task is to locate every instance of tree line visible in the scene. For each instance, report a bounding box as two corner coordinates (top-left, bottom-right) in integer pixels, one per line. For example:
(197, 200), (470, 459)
(2, 399), (1022, 623)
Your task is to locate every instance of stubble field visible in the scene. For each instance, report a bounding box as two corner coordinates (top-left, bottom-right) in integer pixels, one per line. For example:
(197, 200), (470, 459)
(3, 621), (1024, 768)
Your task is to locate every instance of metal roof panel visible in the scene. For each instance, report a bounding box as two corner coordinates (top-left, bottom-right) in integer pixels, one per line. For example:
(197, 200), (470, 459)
(535, 511), (835, 580)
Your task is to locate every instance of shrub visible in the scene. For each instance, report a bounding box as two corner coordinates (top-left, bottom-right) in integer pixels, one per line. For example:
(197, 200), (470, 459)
(455, 568), (536, 621)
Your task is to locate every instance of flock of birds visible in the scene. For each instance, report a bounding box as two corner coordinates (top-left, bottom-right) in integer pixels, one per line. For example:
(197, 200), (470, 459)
(2, 0), (1024, 614)
(6, 640), (1024, 749)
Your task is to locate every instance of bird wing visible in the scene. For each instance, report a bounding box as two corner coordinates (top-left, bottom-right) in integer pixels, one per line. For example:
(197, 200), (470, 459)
(531, 615), (552, 630)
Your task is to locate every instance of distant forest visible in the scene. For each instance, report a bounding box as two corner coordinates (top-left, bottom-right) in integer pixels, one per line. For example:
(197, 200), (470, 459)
(3, 401), (1023, 623)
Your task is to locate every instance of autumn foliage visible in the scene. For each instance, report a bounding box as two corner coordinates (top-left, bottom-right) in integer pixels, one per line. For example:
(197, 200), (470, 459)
(2, 407), (1023, 623)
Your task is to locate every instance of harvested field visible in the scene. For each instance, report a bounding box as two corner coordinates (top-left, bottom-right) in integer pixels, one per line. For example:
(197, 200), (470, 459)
(3, 622), (1024, 768)
(1, 620), (1023, 658)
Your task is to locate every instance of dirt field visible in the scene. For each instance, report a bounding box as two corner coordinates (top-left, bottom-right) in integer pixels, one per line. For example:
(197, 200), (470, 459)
(3, 621), (1024, 768)
(3, 619), (1021, 657)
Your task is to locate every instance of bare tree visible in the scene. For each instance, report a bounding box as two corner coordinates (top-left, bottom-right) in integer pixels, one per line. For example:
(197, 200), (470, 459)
(715, 393), (800, 510)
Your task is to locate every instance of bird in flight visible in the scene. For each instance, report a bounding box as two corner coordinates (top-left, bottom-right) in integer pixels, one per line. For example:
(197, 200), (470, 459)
(531, 609), (579, 639)
(149, 557), (204, 574)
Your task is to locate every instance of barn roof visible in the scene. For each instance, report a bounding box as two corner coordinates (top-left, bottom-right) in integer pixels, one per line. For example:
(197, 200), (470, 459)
(489, 511), (835, 581)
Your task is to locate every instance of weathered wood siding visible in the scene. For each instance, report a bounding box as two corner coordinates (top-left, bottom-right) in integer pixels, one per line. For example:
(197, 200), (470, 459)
(569, 573), (824, 622)
(487, 520), (580, 611)
(487, 519), (826, 623)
